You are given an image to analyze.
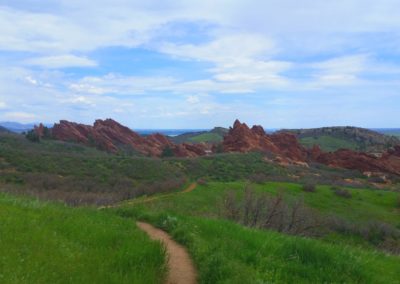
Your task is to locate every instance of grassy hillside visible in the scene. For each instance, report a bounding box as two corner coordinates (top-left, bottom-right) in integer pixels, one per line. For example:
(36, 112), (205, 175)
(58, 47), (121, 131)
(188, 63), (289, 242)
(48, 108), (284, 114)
(300, 135), (359, 151)
(0, 193), (166, 283)
(113, 180), (400, 283)
(170, 127), (228, 143)
(0, 133), (186, 205)
(3, 132), (382, 206)
(188, 132), (223, 143)
(124, 182), (400, 226)
(282, 126), (399, 152)
(2, 131), (400, 283)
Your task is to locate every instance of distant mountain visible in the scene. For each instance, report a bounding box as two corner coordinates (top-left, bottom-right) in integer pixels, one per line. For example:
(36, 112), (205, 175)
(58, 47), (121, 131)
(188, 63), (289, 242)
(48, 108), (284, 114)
(279, 126), (399, 153)
(170, 127), (229, 144)
(374, 128), (400, 138)
(0, 122), (53, 133)
(0, 125), (10, 133)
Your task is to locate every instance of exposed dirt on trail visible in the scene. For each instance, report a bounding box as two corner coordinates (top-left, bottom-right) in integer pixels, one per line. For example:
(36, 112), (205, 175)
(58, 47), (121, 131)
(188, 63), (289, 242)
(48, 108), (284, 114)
(137, 222), (197, 284)
(99, 183), (197, 209)
(123, 182), (197, 206)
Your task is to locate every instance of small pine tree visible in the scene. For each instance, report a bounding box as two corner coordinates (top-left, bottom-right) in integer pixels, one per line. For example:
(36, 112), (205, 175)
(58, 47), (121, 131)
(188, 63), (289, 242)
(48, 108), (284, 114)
(25, 130), (40, 142)
(161, 146), (174, 158)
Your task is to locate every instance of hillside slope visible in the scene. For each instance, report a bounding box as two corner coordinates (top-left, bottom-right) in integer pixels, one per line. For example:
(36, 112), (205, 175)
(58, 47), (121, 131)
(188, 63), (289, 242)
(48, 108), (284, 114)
(280, 126), (399, 152)
(0, 193), (166, 283)
(170, 127), (228, 144)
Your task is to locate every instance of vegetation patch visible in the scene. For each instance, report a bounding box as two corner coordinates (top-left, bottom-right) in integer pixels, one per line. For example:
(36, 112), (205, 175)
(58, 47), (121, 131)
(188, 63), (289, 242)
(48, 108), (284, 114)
(0, 193), (166, 283)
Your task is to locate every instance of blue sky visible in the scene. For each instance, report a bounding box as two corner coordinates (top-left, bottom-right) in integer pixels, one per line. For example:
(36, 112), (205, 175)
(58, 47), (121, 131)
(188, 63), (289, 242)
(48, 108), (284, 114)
(0, 0), (399, 128)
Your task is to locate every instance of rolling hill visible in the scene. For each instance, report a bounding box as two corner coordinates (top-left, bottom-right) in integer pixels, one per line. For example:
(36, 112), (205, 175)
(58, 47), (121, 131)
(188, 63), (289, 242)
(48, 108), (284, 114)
(169, 127), (228, 144)
(280, 126), (399, 152)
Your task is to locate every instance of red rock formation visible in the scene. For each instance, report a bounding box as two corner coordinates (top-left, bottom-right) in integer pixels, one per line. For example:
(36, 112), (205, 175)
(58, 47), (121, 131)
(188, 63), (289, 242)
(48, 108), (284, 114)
(50, 118), (400, 176)
(270, 132), (308, 161)
(51, 119), (207, 157)
(222, 119), (400, 176)
(34, 123), (45, 138)
(223, 120), (280, 154)
(223, 119), (307, 163)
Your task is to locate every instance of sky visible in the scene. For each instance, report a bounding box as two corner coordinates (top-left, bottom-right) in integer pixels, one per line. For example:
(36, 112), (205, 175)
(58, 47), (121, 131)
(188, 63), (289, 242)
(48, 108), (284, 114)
(0, 0), (399, 129)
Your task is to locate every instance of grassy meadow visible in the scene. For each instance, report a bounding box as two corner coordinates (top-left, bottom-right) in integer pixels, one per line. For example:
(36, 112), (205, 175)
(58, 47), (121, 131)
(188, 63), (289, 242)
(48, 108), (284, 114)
(1, 132), (400, 283)
(0, 193), (166, 284)
(113, 180), (400, 283)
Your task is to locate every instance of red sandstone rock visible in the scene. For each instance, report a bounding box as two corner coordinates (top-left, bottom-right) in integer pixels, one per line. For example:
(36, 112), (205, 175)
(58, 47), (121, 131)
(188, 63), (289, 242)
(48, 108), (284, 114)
(222, 119), (307, 163)
(34, 123), (45, 138)
(51, 119), (205, 157)
(222, 119), (400, 176)
(223, 120), (280, 154)
(50, 118), (400, 176)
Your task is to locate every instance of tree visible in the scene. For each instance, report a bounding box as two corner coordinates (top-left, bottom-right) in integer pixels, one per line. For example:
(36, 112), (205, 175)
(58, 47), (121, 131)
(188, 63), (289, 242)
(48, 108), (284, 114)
(25, 130), (40, 142)
(161, 146), (174, 158)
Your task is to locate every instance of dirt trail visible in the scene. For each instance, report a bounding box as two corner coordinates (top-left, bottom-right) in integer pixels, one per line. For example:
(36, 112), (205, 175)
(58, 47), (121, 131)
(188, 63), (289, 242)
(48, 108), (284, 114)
(137, 221), (197, 284)
(99, 183), (197, 209)
(124, 182), (197, 206)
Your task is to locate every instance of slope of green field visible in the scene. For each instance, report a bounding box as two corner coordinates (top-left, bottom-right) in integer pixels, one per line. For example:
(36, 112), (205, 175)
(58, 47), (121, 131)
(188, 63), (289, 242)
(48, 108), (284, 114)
(188, 132), (223, 143)
(120, 181), (400, 228)
(115, 209), (400, 283)
(113, 181), (400, 283)
(0, 193), (166, 284)
(300, 135), (359, 151)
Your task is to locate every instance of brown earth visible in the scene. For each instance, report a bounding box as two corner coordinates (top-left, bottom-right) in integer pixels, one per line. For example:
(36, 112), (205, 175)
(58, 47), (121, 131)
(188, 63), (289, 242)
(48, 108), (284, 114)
(137, 222), (197, 284)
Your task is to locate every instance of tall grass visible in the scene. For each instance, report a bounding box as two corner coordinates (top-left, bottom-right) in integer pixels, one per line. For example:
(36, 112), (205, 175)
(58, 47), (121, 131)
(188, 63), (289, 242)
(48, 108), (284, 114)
(116, 209), (400, 284)
(0, 193), (166, 283)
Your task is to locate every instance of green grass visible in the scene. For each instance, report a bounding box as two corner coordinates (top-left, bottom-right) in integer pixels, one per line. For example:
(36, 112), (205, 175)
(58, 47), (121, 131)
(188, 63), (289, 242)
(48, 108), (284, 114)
(0, 193), (166, 284)
(115, 209), (400, 284)
(188, 133), (223, 143)
(112, 181), (400, 283)
(300, 135), (359, 151)
(131, 181), (400, 226)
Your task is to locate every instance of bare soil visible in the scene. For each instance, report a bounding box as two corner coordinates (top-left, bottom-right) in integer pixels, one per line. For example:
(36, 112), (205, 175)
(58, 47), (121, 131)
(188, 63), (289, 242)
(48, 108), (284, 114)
(137, 221), (197, 284)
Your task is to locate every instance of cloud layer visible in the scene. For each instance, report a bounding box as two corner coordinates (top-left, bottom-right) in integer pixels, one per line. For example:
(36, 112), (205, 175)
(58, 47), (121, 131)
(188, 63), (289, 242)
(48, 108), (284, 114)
(0, 1), (399, 128)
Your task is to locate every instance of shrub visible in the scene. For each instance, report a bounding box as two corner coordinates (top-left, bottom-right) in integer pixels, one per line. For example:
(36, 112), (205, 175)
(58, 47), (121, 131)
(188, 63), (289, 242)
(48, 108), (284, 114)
(368, 176), (386, 184)
(161, 146), (174, 158)
(25, 130), (40, 142)
(333, 188), (352, 198)
(197, 178), (208, 186)
(222, 187), (322, 237)
(302, 183), (316, 193)
(248, 173), (268, 184)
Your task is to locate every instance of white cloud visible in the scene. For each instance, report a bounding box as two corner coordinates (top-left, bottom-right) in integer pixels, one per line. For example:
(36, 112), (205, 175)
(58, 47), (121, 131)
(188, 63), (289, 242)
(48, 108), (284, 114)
(0, 101), (6, 109)
(310, 55), (368, 86)
(25, 55), (97, 68)
(69, 74), (178, 95)
(160, 34), (276, 63)
(160, 34), (291, 89)
(1, 1), (400, 128)
(3, 111), (37, 122)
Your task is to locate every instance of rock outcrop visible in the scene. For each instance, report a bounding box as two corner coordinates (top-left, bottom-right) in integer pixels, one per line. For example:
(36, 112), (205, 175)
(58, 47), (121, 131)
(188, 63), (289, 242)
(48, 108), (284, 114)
(222, 120), (400, 176)
(52, 119), (208, 157)
(49, 118), (400, 176)
(223, 120), (308, 163)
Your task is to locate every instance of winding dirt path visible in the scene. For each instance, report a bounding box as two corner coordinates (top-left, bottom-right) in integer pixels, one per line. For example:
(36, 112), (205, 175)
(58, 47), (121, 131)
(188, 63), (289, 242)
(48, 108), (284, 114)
(124, 182), (197, 206)
(99, 182), (197, 209)
(137, 221), (197, 284)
